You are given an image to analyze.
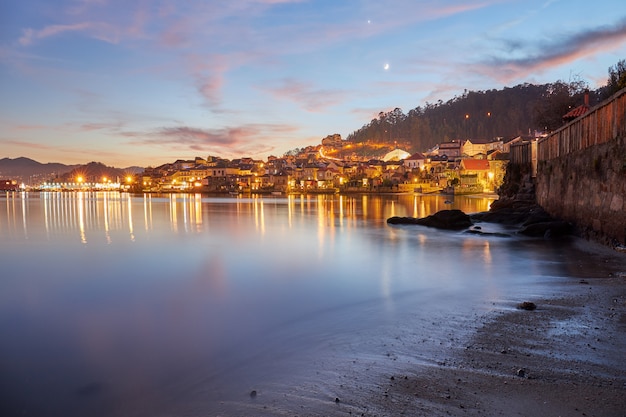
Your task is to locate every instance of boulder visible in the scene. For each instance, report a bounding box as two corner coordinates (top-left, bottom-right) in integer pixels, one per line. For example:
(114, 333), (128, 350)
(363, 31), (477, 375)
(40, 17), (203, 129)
(518, 221), (572, 238)
(471, 201), (550, 225)
(388, 209), (472, 230)
(387, 216), (420, 225)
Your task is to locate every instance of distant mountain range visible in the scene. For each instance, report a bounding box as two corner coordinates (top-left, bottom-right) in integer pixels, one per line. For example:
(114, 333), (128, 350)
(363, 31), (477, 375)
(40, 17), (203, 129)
(0, 157), (143, 183)
(0, 157), (76, 180)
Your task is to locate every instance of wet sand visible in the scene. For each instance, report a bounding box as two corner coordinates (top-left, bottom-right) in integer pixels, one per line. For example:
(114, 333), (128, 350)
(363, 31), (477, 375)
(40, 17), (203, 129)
(362, 240), (626, 417)
(232, 239), (626, 417)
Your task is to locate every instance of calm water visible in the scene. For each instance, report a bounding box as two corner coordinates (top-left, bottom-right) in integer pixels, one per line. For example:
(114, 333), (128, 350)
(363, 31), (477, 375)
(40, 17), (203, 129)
(0, 192), (614, 416)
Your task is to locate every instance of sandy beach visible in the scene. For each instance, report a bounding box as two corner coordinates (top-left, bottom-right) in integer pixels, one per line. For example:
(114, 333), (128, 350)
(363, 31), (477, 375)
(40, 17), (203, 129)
(210, 238), (626, 417)
(359, 240), (626, 417)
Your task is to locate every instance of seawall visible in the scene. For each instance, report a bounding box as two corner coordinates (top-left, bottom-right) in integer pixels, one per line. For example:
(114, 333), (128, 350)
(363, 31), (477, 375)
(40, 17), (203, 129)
(535, 135), (626, 246)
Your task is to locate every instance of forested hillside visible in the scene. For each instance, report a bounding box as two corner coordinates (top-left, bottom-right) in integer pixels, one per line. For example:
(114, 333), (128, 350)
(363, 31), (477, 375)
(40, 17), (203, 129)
(346, 59), (625, 153)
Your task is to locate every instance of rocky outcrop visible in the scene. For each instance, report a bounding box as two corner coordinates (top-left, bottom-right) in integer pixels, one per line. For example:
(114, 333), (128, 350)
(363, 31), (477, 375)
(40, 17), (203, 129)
(469, 199), (573, 238)
(387, 209), (472, 230)
(471, 199), (544, 225)
(388, 202), (573, 238)
(517, 220), (572, 238)
(388, 165), (574, 239)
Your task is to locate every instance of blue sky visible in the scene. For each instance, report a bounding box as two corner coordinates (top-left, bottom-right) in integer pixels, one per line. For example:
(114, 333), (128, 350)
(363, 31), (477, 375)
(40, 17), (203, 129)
(1, 0), (625, 167)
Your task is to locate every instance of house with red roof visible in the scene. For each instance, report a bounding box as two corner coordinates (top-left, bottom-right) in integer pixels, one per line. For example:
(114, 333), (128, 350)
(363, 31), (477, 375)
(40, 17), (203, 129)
(460, 158), (490, 172)
(459, 158), (495, 192)
(563, 90), (590, 123)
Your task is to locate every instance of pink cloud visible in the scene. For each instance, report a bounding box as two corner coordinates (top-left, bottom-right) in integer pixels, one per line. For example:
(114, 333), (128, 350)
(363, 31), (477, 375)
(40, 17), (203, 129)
(197, 76), (223, 108)
(79, 122), (124, 132)
(123, 123), (299, 157)
(18, 22), (118, 46)
(185, 51), (261, 110)
(2, 140), (58, 150)
(263, 78), (347, 112)
(185, 54), (232, 108)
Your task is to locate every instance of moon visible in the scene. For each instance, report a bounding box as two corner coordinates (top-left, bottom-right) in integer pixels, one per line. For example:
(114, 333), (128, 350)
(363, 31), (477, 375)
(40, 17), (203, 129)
(384, 63), (390, 71)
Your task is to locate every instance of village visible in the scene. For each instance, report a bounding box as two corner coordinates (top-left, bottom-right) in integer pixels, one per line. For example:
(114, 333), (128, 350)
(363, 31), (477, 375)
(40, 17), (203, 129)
(24, 134), (538, 195)
(127, 134), (538, 195)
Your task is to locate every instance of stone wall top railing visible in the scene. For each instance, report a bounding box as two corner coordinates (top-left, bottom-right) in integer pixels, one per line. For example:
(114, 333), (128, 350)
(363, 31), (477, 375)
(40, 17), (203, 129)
(538, 87), (626, 161)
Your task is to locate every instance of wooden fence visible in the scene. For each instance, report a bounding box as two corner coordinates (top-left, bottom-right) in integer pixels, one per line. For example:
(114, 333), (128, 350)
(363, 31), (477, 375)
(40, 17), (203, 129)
(538, 88), (626, 161)
(510, 141), (532, 165)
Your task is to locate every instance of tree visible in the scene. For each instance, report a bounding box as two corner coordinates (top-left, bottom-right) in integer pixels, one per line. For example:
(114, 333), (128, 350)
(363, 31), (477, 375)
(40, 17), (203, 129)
(284, 147), (303, 156)
(605, 59), (626, 97)
(532, 80), (587, 132)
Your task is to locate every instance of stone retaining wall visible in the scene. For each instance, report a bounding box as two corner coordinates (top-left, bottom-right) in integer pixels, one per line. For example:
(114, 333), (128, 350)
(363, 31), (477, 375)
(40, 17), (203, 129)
(535, 135), (626, 245)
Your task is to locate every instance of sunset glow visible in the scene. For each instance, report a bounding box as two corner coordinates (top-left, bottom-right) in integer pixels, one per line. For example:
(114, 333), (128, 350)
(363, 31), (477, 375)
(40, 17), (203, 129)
(1, 1), (625, 167)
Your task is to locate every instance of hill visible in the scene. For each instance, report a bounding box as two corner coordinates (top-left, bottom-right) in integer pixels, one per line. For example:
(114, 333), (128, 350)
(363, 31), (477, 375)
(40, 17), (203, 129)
(345, 80), (605, 153)
(57, 161), (138, 183)
(0, 158), (144, 184)
(0, 157), (77, 183)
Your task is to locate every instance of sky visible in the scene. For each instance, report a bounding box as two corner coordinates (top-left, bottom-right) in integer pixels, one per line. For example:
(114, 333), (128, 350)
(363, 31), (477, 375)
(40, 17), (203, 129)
(1, 0), (625, 168)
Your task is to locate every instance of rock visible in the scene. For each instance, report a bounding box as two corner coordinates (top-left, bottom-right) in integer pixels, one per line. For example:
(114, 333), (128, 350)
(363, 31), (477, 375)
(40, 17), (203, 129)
(614, 244), (626, 253)
(463, 229), (511, 238)
(521, 210), (554, 226)
(471, 202), (550, 226)
(250, 390), (257, 398)
(517, 301), (536, 311)
(387, 216), (420, 225)
(516, 368), (526, 378)
(388, 209), (472, 230)
(518, 221), (572, 238)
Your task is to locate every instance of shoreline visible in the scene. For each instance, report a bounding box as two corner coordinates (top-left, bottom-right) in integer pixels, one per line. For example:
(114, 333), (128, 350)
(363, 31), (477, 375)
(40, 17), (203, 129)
(230, 238), (626, 417)
(366, 238), (626, 417)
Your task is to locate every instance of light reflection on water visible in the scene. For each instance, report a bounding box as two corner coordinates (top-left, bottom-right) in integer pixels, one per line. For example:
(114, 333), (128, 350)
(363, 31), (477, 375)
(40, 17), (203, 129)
(0, 192), (495, 244)
(1, 191), (603, 417)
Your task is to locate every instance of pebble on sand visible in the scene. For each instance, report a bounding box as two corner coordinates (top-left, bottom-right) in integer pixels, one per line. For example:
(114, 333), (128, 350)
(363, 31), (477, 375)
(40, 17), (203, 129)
(517, 301), (537, 310)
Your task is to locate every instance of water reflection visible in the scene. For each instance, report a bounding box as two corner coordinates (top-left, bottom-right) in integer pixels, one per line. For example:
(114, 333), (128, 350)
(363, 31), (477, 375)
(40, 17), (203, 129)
(0, 192), (496, 244)
(3, 190), (621, 417)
